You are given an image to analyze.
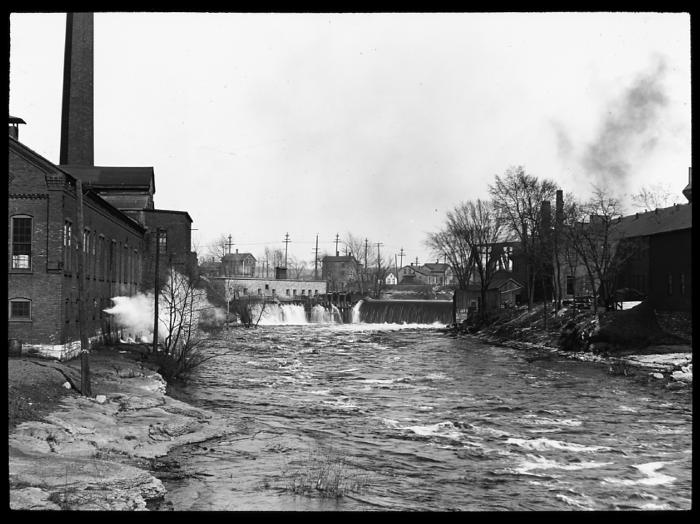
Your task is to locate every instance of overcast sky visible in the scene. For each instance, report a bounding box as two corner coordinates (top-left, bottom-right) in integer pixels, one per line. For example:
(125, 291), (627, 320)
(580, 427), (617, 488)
(9, 12), (691, 267)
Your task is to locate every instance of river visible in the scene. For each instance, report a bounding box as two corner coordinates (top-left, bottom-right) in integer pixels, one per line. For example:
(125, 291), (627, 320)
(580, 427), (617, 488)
(161, 322), (692, 511)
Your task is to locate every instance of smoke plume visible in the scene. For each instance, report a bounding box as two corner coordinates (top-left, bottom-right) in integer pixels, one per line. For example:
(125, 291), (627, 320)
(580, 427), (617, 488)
(580, 57), (669, 194)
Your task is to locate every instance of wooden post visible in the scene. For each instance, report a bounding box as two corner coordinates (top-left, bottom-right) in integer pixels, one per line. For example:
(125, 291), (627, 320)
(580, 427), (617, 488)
(152, 228), (161, 354)
(75, 179), (91, 396)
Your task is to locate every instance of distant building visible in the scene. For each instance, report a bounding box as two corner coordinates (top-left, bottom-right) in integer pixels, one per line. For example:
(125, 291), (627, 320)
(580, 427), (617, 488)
(322, 255), (360, 292)
(211, 277), (327, 301)
(221, 250), (256, 277)
(422, 262), (455, 286)
(454, 271), (523, 321)
(385, 272), (397, 286)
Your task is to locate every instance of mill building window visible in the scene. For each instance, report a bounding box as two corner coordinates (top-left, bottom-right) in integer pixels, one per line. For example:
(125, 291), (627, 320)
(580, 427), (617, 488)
(667, 274), (673, 296)
(9, 298), (31, 321)
(11, 216), (32, 269)
(64, 221), (72, 271)
(158, 230), (168, 254)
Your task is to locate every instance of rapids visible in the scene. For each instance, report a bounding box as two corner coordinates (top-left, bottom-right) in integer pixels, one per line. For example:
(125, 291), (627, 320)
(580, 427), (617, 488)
(161, 323), (692, 511)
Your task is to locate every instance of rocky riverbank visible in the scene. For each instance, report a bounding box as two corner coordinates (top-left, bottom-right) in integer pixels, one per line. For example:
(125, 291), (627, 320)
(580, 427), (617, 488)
(447, 301), (692, 389)
(8, 346), (236, 510)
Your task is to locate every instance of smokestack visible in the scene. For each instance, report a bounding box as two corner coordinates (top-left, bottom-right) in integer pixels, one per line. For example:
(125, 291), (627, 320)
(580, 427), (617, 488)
(8, 116), (26, 140)
(60, 12), (94, 165)
(555, 190), (564, 227)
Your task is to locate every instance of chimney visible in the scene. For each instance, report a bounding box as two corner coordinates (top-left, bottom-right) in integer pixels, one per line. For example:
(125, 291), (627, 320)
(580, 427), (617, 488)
(235, 248), (238, 254)
(555, 190), (564, 227)
(8, 116), (26, 140)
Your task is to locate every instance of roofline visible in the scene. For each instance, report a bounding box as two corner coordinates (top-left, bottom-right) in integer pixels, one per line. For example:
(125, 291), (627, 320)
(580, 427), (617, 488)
(59, 164), (156, 194)
(135, 208), (193, 222)
(9, 138), (146, 235)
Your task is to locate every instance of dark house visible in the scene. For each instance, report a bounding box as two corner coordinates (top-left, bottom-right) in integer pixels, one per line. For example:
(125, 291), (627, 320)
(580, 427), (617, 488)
(221, 250), (256, 277)
(612, 202), (692, 311)
(322, 255), (360, 292)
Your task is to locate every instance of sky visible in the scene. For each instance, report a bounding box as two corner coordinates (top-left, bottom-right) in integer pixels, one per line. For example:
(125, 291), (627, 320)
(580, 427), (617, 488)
(9, 12), (691, 268)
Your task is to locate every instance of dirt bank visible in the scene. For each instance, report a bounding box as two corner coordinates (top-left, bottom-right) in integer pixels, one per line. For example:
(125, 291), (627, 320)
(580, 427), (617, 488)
(8, 346), (236, 510)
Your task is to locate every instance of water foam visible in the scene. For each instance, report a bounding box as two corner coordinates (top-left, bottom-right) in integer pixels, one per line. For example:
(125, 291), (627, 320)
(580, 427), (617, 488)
(601, 462), (676, 487)
(506, 437), (612, 453)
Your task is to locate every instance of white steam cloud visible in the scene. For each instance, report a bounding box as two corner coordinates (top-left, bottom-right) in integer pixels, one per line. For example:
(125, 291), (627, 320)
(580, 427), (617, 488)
(103, 270), (226, 344)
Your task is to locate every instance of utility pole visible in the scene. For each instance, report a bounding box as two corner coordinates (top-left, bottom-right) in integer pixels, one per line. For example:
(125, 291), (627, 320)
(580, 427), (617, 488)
(75, 179), (91, 397)
(375, 242), (383, 297)
(334, 233), (340, 256)
(226, 234), (234, 255)
(152, 227), (162, 355)
(314, 234), (319, 280)
(376, 242), (384, 272)
(284, 232), (290, 268)
(395, 253), (398, 284)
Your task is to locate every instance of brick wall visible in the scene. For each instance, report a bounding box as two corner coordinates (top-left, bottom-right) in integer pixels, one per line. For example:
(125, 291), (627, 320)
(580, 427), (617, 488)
(124, 209), (196, 292)
(211, 277), (327, 301)
(9, 138), (145, 359)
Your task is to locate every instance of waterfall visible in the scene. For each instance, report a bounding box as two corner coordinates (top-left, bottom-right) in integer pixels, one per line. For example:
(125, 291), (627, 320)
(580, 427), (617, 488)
(250, 303), (308, 325)
(352, 300), (363, 323)
(248, 302), (344, 325)
(352, 299), (452, 324)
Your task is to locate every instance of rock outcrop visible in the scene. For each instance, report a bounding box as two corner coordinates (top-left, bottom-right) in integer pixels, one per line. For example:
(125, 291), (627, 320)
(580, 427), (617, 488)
(8, 350), (232, 510)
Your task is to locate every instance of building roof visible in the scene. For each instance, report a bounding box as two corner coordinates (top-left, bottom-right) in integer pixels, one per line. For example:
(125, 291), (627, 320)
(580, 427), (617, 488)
(9, 138), (146, 235)
(322, 255), (358, 262)
(59, 165), (155, 193)
(9, 116), (26, 125)
(423, 263), (450, 272)
(611, 203), (692, 239)
(488, 274), (523, 290)
(138, 208), (193, 223)
(222, 252), (256, 262)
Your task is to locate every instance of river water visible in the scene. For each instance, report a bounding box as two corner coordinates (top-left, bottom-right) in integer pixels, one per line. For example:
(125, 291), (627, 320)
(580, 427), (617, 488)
(162, 322), (692, 511)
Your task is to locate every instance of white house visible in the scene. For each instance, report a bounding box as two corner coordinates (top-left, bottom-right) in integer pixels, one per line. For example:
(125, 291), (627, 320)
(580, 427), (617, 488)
(385, 272), (398, 286)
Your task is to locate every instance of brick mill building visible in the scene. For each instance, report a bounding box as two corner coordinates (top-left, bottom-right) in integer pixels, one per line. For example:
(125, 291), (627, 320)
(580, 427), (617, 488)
(8, 13), (196, 359)
(9, 131), (146, 359)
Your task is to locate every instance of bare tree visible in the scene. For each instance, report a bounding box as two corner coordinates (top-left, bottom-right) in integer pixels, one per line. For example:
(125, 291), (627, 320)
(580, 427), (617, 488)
(630, 183), (672, 212)
(563, 187), (643, 311)
(489, 166), (558, 309)
(288, 256), (308, 280)
(157, 268), (223, 379)
(466, 199), (505, 319)
(427, 199), (503, 319)
(426, 222), (474, 290)
(205, 234), (229, 262)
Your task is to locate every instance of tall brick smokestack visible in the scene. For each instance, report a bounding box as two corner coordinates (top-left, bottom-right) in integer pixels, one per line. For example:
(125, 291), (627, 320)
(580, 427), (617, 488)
(555, 190), (564, 228)
(60, 12), (94, 165)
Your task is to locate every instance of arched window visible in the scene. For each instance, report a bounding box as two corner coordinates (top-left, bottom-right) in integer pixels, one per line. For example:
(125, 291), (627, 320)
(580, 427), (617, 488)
(11, 215), (32, 270)
(8, 298), (31, 321)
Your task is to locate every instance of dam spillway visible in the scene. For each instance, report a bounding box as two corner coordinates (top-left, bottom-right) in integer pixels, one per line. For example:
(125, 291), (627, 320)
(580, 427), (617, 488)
(353, 299), (452, 325)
